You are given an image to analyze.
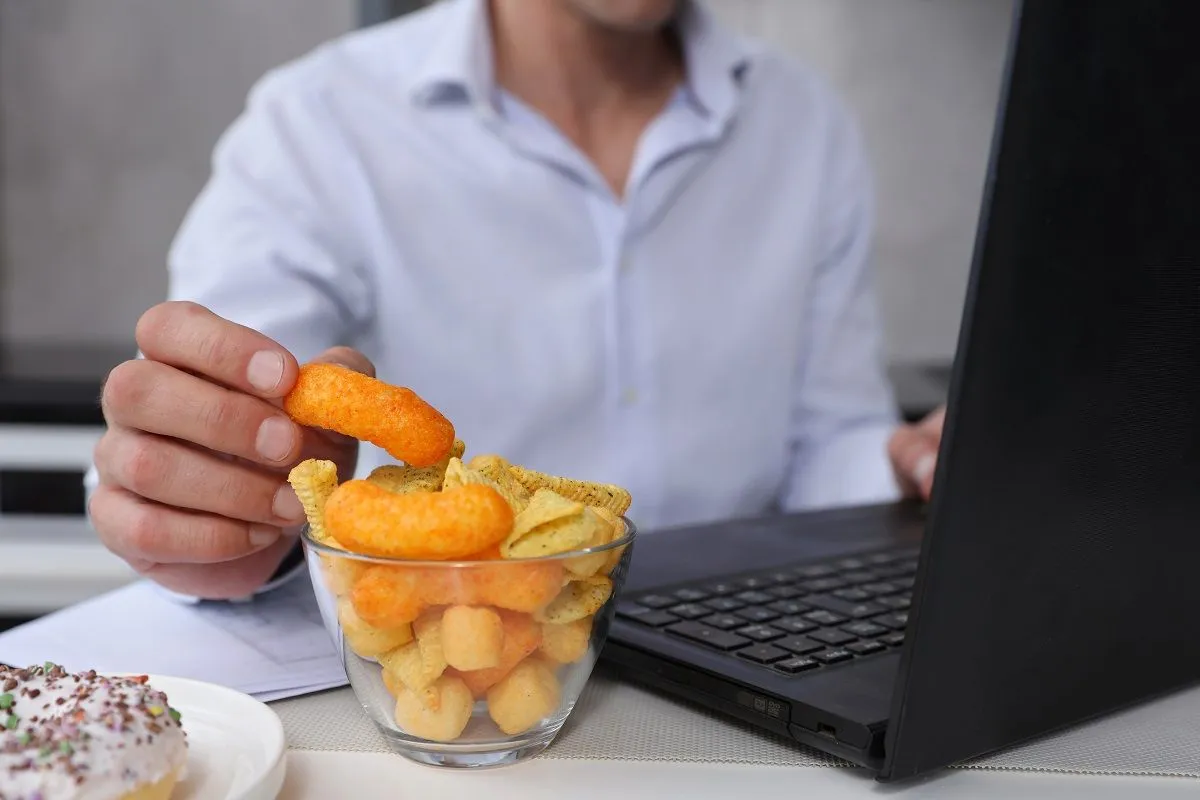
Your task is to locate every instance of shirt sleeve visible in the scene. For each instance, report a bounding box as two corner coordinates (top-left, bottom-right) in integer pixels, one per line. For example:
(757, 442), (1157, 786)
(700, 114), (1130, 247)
(780, 96), (903, 512)
(83, 63), (372, 602)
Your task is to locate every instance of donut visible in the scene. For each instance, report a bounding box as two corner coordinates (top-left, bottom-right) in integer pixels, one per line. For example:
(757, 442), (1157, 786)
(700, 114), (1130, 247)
(0, 663), (187, 800)
(283, 363), (456, 468)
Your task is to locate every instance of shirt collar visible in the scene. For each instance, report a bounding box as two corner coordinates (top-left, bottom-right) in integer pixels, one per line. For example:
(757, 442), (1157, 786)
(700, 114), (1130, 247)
(408, 0), (753, 122)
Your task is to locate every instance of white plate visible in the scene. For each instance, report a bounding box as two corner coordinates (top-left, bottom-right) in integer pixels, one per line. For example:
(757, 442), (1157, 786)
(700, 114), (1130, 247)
(115, 674), (288, 800)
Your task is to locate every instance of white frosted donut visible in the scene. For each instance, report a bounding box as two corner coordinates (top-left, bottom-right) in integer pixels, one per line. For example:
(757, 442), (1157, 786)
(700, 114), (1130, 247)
(0, 663), (187, 800)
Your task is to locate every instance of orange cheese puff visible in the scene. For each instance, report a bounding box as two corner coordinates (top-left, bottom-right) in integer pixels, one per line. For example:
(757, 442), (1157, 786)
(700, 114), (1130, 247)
(469, 560), (565, 614)
(465, 543), (504, 560)
(454, 611), (542, 698)
(283, 363), (456, 468)
(325, 480), (515, 560)
(350, 566), (438, 628)
(350, 559), (563, 628)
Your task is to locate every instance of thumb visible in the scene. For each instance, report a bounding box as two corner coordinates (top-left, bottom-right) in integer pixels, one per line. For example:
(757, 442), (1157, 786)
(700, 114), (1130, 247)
(310, 346), (376, 378)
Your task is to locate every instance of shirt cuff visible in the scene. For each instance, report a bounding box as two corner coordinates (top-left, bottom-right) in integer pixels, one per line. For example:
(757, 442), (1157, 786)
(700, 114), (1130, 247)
(154, 539), (308, 605)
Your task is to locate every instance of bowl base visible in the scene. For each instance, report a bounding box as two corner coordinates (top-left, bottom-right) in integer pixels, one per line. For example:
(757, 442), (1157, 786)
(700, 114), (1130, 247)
(378, 726), (559, 769)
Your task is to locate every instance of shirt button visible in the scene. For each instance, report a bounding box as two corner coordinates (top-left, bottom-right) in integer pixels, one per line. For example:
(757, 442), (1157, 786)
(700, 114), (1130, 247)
(621, 388), (639, 405)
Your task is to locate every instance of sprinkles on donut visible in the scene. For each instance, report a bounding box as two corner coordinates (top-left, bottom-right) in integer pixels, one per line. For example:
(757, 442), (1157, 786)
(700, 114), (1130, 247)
(0, 662), (187, 800)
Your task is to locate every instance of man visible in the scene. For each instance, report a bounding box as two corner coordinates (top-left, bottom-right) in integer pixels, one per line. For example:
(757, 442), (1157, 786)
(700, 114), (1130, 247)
(89, 0), (944, 600)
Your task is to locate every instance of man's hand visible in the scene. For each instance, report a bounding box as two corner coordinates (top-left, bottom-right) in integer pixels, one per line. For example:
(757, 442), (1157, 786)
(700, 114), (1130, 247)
(91, 301), (372, 599)
(888, 406), (946, 501)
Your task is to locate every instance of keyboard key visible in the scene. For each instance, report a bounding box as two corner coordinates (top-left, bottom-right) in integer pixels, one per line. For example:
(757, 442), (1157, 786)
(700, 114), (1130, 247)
(706, 582), (738, 596)
(810, 628), (857, 646)
(804, 610), (847, 626)
(795, 564), (837, 579)
(737, 624), (784, 642)
(800, 577), (848, 592)
(840, 570), (877, 584)
(814, 649), (854, 664)
(704, 597), (745, 612)
(667, 621), (750, 651)
(776, 656), (820, 674)
(674, 588), (710, 602)
(836, 558), (867, 570)
(877, 595), (912, 610)
(736, 607), (780, 623)
(862, 582), (899, 596)
(767, 571), (796, 584)
(669, 603), (712, 620)
(701, 613), (745, 630)
(638, 594), (677, 608)
(774, 616), (818, 634)
(876, 612), (909, 630)
(842, 621), (888, 638)
(737, 644), (790, 664)
(776, 636), (823, 655)
(867, 553), (898, 565)
(892, 577), (916, 591)
(898, 559), (920, 573)
(882, 632), (906, 647)
(767, 599), (810, 616)
(767, 585), (805, 600)
(616, 603), (678, 627)
(805, 594), (887, 619)
(735, 590), (775, 605)
(833, 588), (872, 602)
(874, 565), (911, 579)
(847, 640), (886, 656)
(738, 577), (773, 590)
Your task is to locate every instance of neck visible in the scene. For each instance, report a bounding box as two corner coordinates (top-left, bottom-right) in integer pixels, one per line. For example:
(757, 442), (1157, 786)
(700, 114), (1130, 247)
(488, 0), (684, 121)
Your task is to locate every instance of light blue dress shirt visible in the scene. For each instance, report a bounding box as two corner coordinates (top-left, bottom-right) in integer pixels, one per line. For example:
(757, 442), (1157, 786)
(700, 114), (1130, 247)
(161, 0), (902, 538)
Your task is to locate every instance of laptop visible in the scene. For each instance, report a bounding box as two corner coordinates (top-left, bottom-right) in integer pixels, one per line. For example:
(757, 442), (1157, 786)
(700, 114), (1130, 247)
(600, 0), (1200, 782)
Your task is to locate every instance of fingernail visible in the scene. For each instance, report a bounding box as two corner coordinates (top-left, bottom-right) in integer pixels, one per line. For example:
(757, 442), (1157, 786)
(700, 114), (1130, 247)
(913, 453), (937, 484)
(249, 526), (281, 548)
(273, 485), (305, 523)
(255, 417), (296, 462)
(247, 351), (285, 393)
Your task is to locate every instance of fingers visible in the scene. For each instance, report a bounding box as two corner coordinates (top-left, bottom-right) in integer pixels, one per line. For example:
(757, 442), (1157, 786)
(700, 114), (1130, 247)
(94, 426), (306, 526)
(135, 301), (299, 398)
(89, 483), (289, 566)
(888, 424), (940, 501)
(312, 345), (376, 378)
(101, 358), (301, 468)
(139, 538), (299, 600)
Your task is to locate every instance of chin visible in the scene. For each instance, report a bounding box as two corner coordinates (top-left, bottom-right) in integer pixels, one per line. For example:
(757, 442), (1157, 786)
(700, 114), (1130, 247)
(568, 0), (682, 32)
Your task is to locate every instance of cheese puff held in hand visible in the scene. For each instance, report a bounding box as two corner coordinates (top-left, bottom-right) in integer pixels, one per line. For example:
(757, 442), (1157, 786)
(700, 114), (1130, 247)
(486, 658), (562, 735)
(394, 675), (474, 742)
(283, 363), (456, 468)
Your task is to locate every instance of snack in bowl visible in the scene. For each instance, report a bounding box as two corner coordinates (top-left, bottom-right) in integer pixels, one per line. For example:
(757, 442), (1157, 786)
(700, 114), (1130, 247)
(0, 663), (187, 800)
(285, 367), (636, 768)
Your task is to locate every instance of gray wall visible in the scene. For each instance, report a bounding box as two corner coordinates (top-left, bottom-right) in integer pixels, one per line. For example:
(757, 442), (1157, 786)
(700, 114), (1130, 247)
(0, 0), (1013, 362)
(0, 0), (357, 345)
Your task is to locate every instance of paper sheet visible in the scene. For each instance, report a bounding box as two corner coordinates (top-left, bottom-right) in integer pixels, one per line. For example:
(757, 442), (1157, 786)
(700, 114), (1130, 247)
(0, 576), (348, 701)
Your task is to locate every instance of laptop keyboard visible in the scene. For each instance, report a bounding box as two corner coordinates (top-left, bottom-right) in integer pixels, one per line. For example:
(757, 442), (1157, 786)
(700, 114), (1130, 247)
(615, 546), (918, 676)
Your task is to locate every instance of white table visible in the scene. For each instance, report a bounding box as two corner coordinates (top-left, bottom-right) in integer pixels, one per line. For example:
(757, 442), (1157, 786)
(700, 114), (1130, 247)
(276, 751), (1198, 799)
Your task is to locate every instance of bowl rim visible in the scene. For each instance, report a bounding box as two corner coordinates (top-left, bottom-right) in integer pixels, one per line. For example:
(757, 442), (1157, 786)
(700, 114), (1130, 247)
(300, 517), (638, 566)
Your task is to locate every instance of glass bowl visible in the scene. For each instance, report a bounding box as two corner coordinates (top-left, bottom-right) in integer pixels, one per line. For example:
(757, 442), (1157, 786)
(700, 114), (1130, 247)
(302, 520), (636, 769)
